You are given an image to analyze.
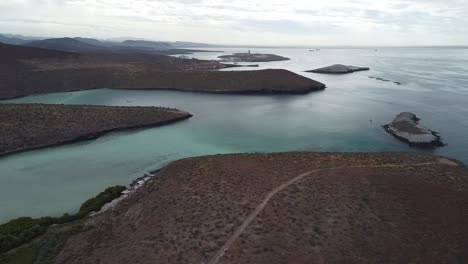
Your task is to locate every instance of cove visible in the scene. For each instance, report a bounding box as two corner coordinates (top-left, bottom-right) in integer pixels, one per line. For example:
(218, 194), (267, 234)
(1, 48), (468, 223)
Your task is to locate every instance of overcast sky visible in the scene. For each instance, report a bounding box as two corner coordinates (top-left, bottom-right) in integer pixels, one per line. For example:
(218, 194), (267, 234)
(0, 0), (467, 46)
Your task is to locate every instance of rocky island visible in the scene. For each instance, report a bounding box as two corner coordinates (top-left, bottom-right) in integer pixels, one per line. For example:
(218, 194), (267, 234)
(0, 43), (323, 99)
(0, 104), (192, 156)
(369, 76), (402, 85)
(307, 64), (370, 74)
(383, 112), (444, 148)
(12, 152), (462, 264)
(218, 52), (290, 62)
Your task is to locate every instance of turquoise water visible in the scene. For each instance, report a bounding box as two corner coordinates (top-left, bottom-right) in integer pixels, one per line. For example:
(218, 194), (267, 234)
(1, 48), (468, 223)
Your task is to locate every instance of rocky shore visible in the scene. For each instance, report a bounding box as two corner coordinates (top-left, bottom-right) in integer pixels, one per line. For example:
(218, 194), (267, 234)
(383, 112), (444, 148)
(0, 104), (192, 156)
(51, 152), (467, 264)
(307, 64), (370, 74)
(218, 52), (290, 62)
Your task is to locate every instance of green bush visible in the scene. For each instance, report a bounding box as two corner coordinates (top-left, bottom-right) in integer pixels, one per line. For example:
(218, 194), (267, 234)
(0, 218), (49, 253)
(78, 186), (126, 217)
(0, 185), (126, 254)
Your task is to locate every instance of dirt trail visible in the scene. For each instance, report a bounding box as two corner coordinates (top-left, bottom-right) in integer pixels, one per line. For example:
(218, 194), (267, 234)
(206, 160), (457, 264)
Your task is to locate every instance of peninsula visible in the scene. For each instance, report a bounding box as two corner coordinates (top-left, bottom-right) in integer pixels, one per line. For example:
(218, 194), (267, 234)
(218, 52), (290, 62)
(0, 104), (192, 156)
(37, 152), (466, 264)
(113, 69), (325, 94)
(0, 43), (323, 99)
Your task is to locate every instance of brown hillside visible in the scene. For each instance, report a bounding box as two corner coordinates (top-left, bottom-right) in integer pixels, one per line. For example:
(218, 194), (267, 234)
(55, 152), (468, 264)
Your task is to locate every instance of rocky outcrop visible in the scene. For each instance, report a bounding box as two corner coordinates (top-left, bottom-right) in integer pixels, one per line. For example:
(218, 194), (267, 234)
(218, 53), (290, 62)
(383, 112), (444, 148)
(307, 64), (369, 74)
(0, 104), (192, 156)
(369, 76), (401, 85)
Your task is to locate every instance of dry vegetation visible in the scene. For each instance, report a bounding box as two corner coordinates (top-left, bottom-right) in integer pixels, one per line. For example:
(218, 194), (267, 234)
(53, 152), (468, 264)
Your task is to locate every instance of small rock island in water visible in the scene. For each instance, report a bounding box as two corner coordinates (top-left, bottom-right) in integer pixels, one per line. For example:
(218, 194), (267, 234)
(307, 64), (369, 74)
(218, 51), (290, 62)
(383, 112), (444, 148)
(0, 104), (192, 156)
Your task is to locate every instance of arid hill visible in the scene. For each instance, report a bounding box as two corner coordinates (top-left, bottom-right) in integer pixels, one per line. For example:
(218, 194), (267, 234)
(24, 38), (108, 53)
(54, 152), (468, 264)
(0, 43), (325, 99)
(0, 104), (192, 156)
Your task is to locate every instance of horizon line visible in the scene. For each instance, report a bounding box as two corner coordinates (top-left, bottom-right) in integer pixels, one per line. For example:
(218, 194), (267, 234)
(2, 32), (468, 49)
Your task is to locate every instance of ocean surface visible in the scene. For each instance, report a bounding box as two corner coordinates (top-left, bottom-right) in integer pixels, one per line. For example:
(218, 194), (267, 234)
(1, 47), (468, 223)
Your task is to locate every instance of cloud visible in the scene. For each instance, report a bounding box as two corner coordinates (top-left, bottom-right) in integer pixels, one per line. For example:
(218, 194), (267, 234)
(0, 0), (467, 46)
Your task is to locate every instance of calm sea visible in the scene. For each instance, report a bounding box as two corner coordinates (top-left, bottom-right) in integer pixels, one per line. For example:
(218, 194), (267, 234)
(1, 47), (467, 223)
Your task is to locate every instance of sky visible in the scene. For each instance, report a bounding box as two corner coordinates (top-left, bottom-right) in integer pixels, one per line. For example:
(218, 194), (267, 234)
(0, 0), (467, 46)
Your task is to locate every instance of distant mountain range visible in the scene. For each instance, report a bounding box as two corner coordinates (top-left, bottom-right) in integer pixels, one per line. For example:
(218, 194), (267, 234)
(121, 40), (172, 50)
(0, 33), (43, 45)
(0, 35), (26, 45)
(0, 33), (218, 55)
(23, 38), (108, 53)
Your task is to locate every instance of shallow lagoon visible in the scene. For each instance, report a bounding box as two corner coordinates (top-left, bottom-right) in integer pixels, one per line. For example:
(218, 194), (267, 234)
(1, 48), (468, 223)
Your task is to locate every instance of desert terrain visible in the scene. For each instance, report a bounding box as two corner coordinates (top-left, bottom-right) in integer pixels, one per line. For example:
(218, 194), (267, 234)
(52, 152), (468, 264)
